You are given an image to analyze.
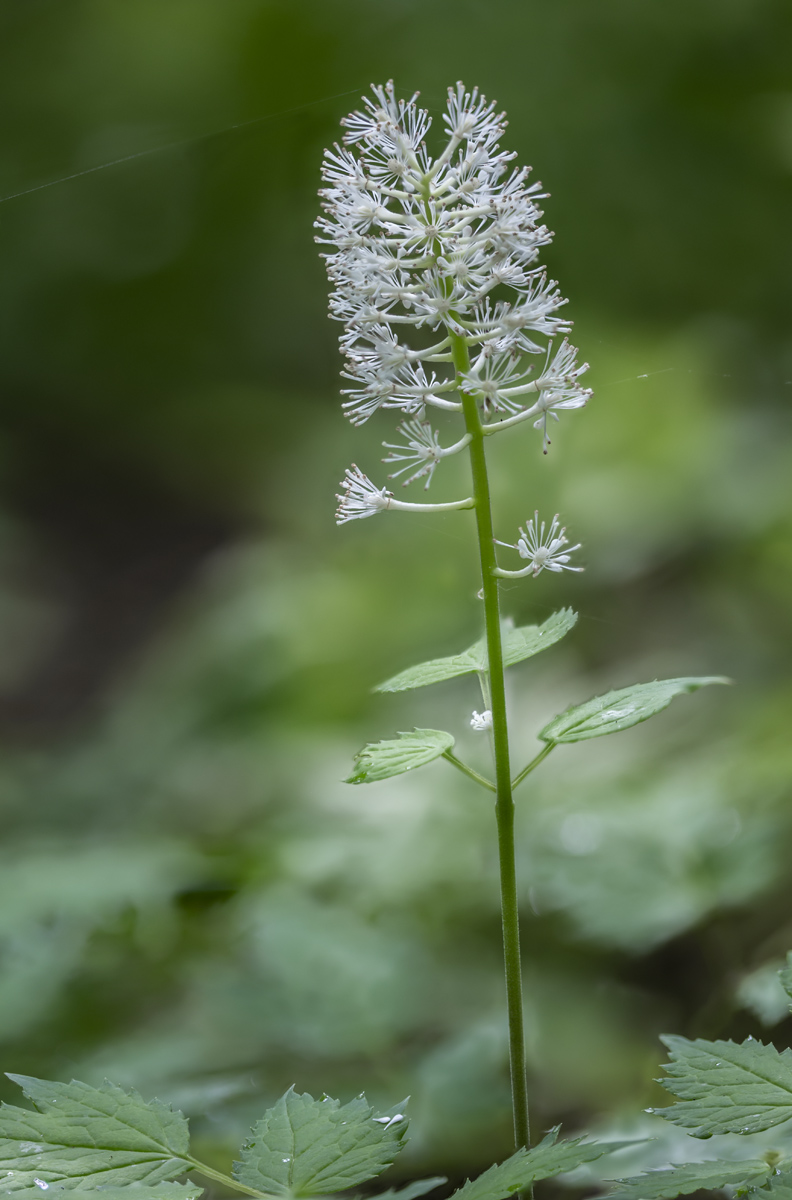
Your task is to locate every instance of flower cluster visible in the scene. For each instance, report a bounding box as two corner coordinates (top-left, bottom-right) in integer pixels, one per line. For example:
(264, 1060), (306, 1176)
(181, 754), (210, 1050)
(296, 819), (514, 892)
(317, 81), (591, 442)
(322, 82), (583, 575)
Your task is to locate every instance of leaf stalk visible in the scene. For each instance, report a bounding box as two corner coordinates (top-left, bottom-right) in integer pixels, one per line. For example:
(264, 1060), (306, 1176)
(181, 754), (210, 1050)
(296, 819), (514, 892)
(187, 1158), (275, 1200)
(511, 743), (555, 792)
(442, 749), (496, 792)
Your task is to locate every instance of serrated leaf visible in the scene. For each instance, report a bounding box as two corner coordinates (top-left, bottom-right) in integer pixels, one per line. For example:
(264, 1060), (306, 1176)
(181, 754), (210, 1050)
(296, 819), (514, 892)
(654, 1035), (792, 1135)
(605, 1159), (771, 1200)
(233, 1088), (408, 1197)
(451, 1129), (631, 1200)
(754, 1169), (792, 1200)
(0, 1074), (192, 1190)
(375, 611), (577, 692)
(539, 677), (730, 744)
(375, 1178), (447, 1200)
(346, 730), (454, 784)
(0, 1187), (202, 1200)
(501, 610), (578, 669)
(374, 648), (483, 693)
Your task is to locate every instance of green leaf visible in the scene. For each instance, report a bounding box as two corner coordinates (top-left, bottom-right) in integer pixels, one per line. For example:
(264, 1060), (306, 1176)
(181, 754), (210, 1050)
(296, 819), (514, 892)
(374, 610), (577, 692)
(777, 953), (792, 1007)
(0, 1074), (192, 1190)
(451, 1129), (631, 1200)
(605, 1159), (771, 1200)
(233, 1088), (408, 1197)
(375, 1178), (447, 1200)
(654, 1034), (792, 1135)
(754, 1170), (792, 1200)
(346, 730), (454, 784)
(0, 1188), (202, 1200)
(539, 677), (730, 744)
(374, 649), (482, 693)
(501, 610), (578, 669)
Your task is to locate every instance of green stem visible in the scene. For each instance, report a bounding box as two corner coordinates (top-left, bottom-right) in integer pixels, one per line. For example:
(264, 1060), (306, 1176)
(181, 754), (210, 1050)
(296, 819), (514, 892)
(442, 748), (496, 792)
(450, 329), (531, 1156)
(187, 1158), (274, 1199)
(511, 742), (556, 792)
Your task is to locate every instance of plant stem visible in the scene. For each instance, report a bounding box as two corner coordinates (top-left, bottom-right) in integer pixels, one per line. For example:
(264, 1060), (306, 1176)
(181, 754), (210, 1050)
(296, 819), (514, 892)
(187, 1158), (273, 1199)
(442, 748), (496, 792)
(450, 330), (531, 1156)
(511, 742), (556, 792)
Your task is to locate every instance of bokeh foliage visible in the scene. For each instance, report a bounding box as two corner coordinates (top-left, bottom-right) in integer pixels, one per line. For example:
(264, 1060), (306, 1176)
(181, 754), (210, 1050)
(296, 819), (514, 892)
(0, 0), (791, 1186)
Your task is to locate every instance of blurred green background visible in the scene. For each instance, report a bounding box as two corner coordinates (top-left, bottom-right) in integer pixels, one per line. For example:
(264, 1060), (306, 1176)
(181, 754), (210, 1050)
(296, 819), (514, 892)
(0, 0), (791, 1188)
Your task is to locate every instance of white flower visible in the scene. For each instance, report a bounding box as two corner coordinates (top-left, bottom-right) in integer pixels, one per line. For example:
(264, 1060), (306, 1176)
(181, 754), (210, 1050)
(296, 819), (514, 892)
(382, 420), (471, 489)
(382, 420), (445, 488)
(496, 512), (583, 577)
(335, 465), (394, 523)
(336, 464), (475, 524)
(317, 80), (592, 453)
(470, 709), (493, 731)
(530, 339), (592, 451)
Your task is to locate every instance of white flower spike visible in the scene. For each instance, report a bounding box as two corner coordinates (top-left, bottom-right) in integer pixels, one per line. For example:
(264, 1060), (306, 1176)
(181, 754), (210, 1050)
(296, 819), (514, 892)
(471, 710), (493, 731)
(318, 79), (592, 473)
(495, 512), (583, 578)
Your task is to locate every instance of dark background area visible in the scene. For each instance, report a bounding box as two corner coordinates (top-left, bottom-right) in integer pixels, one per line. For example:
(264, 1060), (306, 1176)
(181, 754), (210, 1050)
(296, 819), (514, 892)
(0, 0), (791, 1188)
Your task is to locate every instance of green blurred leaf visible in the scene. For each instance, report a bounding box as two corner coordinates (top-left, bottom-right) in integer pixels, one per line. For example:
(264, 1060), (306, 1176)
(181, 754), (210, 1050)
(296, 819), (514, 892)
(0, 1075), (192, 1190)
(451, 1129), (630, 1200)
(232, 1088), (407, 1197)
(654, 1035), (792, 1135)
(605, 1159), (771, 1200)
(539, 678), (729, 744)
(346, 730), (454, 784)
(375, 611), (577, 692)
(736, 961), (791, 1027)
(0, 1188), (201, 1200)
(777, 953), (792, 1006)
(375, 1177), (446, 1200)
(754, 1170), (792, 1200)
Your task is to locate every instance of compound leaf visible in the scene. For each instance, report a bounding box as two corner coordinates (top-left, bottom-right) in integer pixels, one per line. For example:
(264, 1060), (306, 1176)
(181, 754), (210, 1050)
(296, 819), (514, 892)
(346, 730), (454, 784)
(451, 1129), (631, 1200)
(653, 1035), (792, 1135)
(233, 1089), (407, 1197)
(605, 1159), (771, 1200)
(539, 677), (729, 744)
(0, 1075), (192, 1190)
(375, 611), (576, 692)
